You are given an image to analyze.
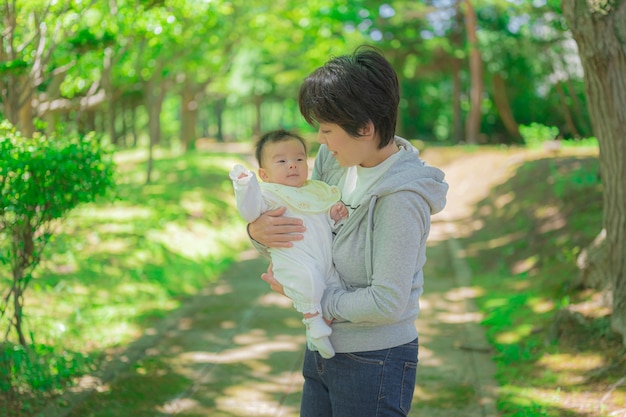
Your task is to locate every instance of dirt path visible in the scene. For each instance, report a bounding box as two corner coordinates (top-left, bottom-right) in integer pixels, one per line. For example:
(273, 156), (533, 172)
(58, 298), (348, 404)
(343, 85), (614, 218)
(39, 147), (524, 417)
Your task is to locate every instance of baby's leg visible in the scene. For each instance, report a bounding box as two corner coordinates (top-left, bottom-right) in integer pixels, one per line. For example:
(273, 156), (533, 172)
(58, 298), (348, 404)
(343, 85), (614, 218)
(271, 257), (335, 357)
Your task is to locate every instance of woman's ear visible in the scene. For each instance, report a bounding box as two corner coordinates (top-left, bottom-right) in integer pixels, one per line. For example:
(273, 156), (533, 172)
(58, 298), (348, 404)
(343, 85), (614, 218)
(358, 121), (375, 139)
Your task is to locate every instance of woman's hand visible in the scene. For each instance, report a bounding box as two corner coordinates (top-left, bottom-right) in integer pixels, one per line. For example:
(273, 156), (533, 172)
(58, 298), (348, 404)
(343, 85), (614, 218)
(248, 207), (306, 248)
(260, 262), (286, 296)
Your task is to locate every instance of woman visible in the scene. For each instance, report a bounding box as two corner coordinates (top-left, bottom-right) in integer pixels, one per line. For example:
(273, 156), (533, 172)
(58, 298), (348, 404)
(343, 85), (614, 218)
(249, 46), (448, 417)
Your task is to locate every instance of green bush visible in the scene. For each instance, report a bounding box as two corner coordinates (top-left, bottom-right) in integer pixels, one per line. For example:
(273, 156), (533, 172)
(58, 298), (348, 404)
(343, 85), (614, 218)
(519, 123), (559, 147)
(0, 120), (115, 406)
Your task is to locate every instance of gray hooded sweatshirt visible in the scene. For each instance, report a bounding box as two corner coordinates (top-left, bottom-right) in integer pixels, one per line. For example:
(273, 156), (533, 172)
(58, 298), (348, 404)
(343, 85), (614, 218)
(312, 137), (448, 353)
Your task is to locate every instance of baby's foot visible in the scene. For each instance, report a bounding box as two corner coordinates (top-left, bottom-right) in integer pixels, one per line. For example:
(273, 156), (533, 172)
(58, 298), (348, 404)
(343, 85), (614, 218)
(310, 335), (335, 358)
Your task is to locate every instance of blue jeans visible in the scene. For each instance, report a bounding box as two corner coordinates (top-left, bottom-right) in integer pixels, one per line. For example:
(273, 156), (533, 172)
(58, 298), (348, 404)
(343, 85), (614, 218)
(300, 338), (418, 417)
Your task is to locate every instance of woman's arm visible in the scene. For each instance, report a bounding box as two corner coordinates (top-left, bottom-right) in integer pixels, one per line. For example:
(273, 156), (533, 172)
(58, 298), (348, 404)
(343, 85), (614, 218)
(248, 207), (306, 248)
(322, 193), (431, 324)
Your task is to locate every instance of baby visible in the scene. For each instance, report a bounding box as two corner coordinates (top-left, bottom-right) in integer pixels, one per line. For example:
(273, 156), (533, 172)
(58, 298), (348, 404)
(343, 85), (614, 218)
(229, 129), (347, 358)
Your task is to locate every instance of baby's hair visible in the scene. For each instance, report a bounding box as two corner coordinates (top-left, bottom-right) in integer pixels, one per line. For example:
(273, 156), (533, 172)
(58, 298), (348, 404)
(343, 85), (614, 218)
(255, 129), (308, 168)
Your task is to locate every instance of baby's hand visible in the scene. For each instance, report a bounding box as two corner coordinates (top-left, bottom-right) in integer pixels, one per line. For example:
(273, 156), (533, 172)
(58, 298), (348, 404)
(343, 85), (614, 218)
(331, 202), (349, 224)
(229, 164), (251, 180)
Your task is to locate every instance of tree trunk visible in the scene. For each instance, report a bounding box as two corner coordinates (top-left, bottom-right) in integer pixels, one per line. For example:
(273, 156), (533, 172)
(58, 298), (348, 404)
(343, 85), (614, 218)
(452, 58), (464, 144)
(120, 99), (128, 147)
(253, 95), (262, 138)
(214, 99), (225, 142)
(463, 0), (483, 144)
(180, 80), (198, 152)
(555, 81), (581, 138)
(145, 79), (165, 183)
(108, 98), (117, 145)
(562, 0), (626, 343)
(491, 73), (521, 142)
(131, 104), (139, 147)
(565, 78), (592, 136)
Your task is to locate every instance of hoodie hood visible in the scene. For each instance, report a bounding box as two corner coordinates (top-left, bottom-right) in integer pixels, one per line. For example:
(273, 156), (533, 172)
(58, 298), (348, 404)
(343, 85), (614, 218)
(374, 140), (448, 215)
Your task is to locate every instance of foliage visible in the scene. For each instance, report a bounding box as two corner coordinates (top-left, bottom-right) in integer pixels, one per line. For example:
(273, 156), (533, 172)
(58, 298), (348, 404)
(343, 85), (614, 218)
(0, 120), (115, 413)
(0, 146), (249, 415)
(0, 120), (115, 344)
(0, 342), (95, 416)
(0, 0), (592, 146)
(519, 122), (560, 147)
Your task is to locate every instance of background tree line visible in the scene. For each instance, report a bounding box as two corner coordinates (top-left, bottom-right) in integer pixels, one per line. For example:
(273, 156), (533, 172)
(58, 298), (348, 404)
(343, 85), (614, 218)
(1, 0), (593, 149)
(1, 0), (625, 342)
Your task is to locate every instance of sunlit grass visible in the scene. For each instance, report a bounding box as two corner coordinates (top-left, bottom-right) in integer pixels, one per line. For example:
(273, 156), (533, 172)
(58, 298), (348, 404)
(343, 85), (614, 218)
(460, 147), (625, 416)
(5, 146), (251, 384)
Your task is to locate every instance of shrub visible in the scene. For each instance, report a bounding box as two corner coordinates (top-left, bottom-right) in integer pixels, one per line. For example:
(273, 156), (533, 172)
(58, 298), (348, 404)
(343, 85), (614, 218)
(519, 123), (559, 147)
(0, 120), (115, 406)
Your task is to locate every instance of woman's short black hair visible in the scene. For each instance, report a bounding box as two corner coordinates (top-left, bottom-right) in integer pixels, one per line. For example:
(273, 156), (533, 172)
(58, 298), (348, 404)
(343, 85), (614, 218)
(298, 45), (400, 149)
(255, 129), (307, 168)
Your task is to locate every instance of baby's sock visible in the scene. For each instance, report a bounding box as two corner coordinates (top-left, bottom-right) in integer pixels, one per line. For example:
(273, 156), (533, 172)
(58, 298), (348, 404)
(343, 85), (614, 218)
(303, 316), (335, 358)
(303, 316), (331, 338)
(310, 335), (335, 358)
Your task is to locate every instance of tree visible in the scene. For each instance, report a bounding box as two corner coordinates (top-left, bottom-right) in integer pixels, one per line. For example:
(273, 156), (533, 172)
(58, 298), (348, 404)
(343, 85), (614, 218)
(562, 0), (626, 343)
(0, 0), (113, 138)
(462, 0), (483, 144)
(0, 122), (115, 347)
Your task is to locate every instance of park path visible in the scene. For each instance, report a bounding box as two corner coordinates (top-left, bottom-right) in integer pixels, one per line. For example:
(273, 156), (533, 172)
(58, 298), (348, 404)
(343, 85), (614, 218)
(40, 145), (513, 417)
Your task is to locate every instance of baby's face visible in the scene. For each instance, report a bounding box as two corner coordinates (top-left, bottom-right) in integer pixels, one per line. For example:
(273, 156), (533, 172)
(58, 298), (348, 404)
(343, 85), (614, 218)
(258, 139), (309, 187)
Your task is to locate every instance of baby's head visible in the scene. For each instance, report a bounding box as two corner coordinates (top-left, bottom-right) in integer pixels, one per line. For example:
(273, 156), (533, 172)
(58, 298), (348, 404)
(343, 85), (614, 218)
(255, 130), (309, 187)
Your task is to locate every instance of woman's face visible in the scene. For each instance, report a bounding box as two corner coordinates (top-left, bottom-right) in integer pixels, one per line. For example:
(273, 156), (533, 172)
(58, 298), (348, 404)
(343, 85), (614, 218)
(317, 122), (378, 167)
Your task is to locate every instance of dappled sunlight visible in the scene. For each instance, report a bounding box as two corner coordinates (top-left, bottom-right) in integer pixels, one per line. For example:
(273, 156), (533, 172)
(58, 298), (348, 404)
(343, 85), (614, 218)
(92, 222), (136, 234)
(92, 237), (131, 254)
(180, 189), (234, 218)
(503, 384), (612, 416)
(147, 221), (247, 261)
(219, 320), (237, 330)
(232, 329), (302, 346)
(477, 204), (493, 217)
(568, 291), (613, 317)
(178, 338), (305, 364)
(215, 384), (300, 417)
(233, 328), (275, 345)
(538, 353), (606, 374)
(536, 205), (567, 233)
(258, 291), (295, 308)
(158, 397), (201, 415)
(495, 324), (534, 344)
(511, 255), (538, 275)
(412, 384), (439, 401)
(503, 386), (564, 411)
(112, 147), (183, 168)
(77, 205), (154, 221)
(511, 279), (531, 291)
(210, 282), (235, 296)
(116, 281), (170, 298)
(494, 191), (515, 209)
(528, 297), (555, 314)
(464, 231), (527, 255)
(143, 183), (168, 194)
(212, 153), (254, 172)
(483, 297), (511, 310)
(437, 311), (484, 324)
(445, 286), (485, 302)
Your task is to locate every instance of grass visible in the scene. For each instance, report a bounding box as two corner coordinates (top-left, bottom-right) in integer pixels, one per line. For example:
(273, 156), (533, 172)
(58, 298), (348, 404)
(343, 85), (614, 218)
(448, 144), (626, 416)
(0, 146), (252, 416)
(3, 140), (625, 417)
